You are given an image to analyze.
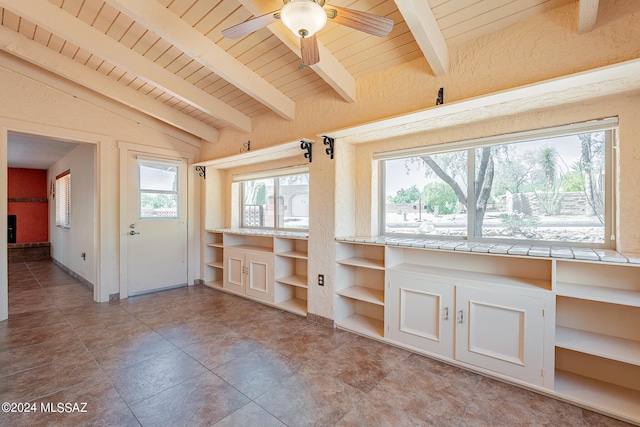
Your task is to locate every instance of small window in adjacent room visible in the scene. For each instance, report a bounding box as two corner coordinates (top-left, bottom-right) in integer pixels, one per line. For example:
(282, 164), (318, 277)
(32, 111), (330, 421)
(55, 170), (71, 228)
(380, 119), (616, 248)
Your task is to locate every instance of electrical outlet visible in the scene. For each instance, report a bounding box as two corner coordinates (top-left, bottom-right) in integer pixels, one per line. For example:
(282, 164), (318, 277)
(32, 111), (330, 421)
(318, 274), (324, 286)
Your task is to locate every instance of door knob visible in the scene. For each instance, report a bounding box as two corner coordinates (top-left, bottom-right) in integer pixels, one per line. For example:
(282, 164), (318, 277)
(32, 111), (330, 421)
(129, 230), (140, 235)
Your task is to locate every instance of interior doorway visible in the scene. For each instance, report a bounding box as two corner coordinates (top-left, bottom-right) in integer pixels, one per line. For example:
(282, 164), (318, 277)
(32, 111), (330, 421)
(2, 125), (99, 321)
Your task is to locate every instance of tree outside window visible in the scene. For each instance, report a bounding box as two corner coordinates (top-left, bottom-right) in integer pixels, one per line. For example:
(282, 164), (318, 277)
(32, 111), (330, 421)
(383, 126), (612, 246)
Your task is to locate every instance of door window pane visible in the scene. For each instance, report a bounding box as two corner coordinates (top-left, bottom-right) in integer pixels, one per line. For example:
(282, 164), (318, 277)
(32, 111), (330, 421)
(139, 162), (179, 219)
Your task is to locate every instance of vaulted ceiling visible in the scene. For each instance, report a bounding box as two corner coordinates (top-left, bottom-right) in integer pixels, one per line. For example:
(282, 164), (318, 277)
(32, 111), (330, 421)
(0, 0), (599, 144)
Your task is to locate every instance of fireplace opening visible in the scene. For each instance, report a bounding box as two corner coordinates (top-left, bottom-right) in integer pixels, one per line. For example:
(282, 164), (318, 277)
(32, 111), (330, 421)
(8, 215), (16, 244)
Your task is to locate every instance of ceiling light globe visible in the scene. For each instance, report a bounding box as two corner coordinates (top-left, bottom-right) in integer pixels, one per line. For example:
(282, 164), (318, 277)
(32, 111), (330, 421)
(281, 0), (327, 38)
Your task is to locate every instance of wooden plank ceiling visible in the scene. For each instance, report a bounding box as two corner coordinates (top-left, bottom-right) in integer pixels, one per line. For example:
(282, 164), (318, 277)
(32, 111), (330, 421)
(0, 0), (582, 142)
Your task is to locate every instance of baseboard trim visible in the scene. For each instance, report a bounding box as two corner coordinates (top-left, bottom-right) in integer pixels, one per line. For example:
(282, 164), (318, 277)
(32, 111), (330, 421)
(51, 258), (94, 291)
(307, 312), (335, 328)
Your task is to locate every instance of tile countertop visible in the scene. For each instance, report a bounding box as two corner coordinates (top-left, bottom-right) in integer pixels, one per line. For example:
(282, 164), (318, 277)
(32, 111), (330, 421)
(208, 228), (309, 239)
(335, 236), (640, 265)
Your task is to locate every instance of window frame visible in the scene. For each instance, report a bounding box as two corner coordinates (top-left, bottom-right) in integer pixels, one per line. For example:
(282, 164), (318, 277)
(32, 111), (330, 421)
(237, 167), (309, 231)
(55, 170), (71, 229)
(137, 158), (181, 220)
(378, 119), (617, 249)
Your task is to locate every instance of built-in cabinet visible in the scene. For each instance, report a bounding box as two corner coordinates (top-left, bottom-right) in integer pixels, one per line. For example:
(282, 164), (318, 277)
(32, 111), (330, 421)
(384, 245), (552, 387)
(224, 246), (274, 302)
(203, 230), (308, 316)
(334, 238), (640, 424)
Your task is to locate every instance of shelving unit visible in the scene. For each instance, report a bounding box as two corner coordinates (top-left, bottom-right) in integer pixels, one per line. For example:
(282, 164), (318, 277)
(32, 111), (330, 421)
(274, 237), (309, 316)
(201, 230), (308, 316)
(554, 260), (640, 423)
(331, 236), (640, 423)
(203, 231), (224, 289)
(335, 242), (386, 338)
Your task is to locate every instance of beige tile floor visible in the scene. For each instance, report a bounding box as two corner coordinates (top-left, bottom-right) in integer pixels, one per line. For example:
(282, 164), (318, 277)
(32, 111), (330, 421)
(0, 260), (633, 427)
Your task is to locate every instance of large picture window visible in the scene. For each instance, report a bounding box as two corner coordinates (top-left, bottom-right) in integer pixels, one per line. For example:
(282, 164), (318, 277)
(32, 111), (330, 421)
(241, 171), (309, 230)
(381, 120), (615, 247)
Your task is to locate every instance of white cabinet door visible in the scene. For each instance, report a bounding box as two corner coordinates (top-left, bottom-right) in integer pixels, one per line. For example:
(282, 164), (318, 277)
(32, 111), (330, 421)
(245, 251), (274, 303)
(223, 247), (245, 295)
(387, 271), (455, 358)
(455, 285), (546, 385)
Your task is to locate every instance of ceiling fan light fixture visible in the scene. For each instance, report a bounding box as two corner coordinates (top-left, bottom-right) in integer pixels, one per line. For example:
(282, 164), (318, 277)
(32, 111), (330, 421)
(280, 0), (327, 38)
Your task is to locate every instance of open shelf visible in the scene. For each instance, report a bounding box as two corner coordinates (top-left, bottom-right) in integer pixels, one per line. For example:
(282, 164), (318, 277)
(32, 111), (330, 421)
(227, 244), (273, 253)
(337, 257), (385, 270)
(276, 250), (308, 259)
(204, 280), (223, 290)
(206, 261), (223, 269)
(206, 242), (224, 248)
(555, 370), (640, 424)
(390, 263), (551, 292)
(336, 313), (384, 339)
(336, 285), (384, 306)
(276, 298), (307, 316)
(275, 274), (308, 288)
(556, 282), (640, 307)
(556, 326), (640, 366)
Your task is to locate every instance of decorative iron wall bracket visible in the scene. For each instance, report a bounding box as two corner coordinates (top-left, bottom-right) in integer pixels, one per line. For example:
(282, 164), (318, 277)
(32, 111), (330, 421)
(240, 140), (250, 153)
(300, 140), (313, 163)
(436, 87), (444, 105)
(323, 136), (335, 159)
(195, 165), (206, 179)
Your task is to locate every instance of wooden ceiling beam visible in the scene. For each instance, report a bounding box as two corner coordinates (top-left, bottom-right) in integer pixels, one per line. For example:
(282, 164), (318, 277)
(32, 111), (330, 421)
(393, 0), (449, 76)
(0, 0), (251, 133)
(103, 0), (295, 121)
(236, 0), (356, 103)
(0, 26), (218, 143)
(578, 0), (599, 33)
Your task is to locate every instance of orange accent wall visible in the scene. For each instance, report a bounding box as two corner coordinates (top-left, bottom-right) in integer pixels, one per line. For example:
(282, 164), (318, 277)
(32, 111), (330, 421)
(7, 168), (49, 243)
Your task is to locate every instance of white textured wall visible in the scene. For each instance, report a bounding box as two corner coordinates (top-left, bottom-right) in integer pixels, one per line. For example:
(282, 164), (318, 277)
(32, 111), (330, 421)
(199, 1), (640, 320)
(48, 144), (96, 284)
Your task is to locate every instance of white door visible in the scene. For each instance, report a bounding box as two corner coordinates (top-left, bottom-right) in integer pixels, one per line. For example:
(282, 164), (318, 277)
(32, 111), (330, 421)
(127, 153), (188, 296)
(224, 247), (246, 295)
(387, 271), (455, 358)
(455, 285), (546, 385)
(245, 251), (274, 303)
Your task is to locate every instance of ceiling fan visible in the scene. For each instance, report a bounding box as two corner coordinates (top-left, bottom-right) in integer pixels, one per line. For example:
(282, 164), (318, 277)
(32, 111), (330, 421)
(222, 0), (394, 67)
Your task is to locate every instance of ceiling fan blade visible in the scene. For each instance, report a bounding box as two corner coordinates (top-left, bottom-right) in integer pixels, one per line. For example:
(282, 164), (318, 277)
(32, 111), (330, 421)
(301, 34), (320, 66)
(327, 5), (393, 37)
(221, 10), (281, 40)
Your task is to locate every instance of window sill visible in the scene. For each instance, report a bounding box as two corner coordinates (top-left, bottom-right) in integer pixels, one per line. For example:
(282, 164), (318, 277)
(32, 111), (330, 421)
(210, 228), (308, 239)
(335, 236), (638, 264)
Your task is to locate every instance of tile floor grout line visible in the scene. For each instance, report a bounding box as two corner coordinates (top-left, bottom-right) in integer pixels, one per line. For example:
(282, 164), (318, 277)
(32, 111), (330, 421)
(457, 374), (483, 427)
(4, 261), (634, 427)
